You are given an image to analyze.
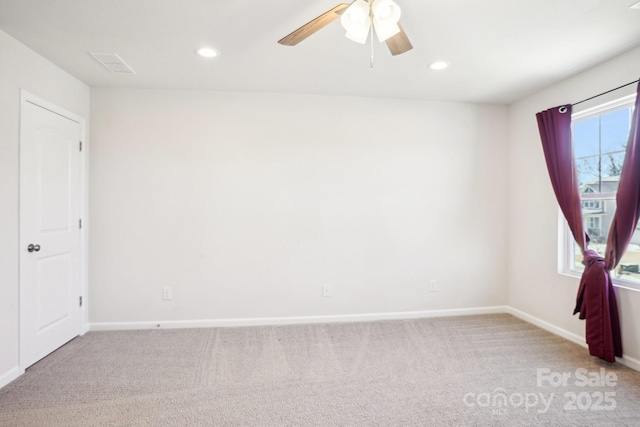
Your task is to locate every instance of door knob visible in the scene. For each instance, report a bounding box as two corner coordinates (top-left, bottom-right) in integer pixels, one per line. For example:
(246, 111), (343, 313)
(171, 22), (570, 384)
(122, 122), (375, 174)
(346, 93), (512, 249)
(27, 244), (41, 253)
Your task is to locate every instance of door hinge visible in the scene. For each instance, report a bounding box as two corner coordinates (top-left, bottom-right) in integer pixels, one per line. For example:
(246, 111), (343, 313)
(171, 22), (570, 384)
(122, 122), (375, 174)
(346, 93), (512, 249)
(79, 141), (83, 151)
(79, 218), (82, 229)
(79, 296), (83, 307)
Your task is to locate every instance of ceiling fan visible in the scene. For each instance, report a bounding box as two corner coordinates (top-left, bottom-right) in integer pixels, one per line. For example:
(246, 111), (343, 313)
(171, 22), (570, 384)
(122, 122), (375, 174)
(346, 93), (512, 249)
(278, 0), (413, 56)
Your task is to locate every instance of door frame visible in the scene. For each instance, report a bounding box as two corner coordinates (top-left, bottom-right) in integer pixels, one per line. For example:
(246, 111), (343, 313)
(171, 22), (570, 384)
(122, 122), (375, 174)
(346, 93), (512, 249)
(19, 90), (88, 370)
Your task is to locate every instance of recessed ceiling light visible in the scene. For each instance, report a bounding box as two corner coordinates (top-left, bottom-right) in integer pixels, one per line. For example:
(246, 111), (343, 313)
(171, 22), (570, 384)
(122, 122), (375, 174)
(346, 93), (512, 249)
(196, 47), (219, 58)
(429, 61), (450, 71)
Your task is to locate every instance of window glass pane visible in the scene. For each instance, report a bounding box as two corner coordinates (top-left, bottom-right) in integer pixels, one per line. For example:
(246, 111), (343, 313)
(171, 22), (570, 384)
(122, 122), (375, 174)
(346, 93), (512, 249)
(602, 152), (625, 178)
(600, 108), (630, 153)
(576, 157), (600, 187)
(573, 117), (600, 158)
(619, 241), (640, 282)
(569, 101), (639, 287)
(574, 107), (629, 188)
(585, 196), (612, 244)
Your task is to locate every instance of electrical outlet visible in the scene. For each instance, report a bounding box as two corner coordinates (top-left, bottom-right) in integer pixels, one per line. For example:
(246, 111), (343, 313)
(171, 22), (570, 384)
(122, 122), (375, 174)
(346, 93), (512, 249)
(162, 286), (173, 300)
(322, 284), (332, 297)
(428, 280), (438, 292)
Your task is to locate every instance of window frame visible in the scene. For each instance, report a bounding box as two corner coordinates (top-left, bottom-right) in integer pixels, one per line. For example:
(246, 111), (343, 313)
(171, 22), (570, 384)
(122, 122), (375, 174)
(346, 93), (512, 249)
(559, 93), (639, 292)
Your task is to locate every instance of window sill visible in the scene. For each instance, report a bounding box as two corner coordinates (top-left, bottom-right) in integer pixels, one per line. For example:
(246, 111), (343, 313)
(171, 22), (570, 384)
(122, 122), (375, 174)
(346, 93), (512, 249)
(560, 269), (640, 292)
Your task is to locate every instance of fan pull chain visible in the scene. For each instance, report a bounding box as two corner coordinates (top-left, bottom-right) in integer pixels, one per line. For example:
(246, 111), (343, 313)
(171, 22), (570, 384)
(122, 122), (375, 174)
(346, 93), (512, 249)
(369, 8), (374, 67)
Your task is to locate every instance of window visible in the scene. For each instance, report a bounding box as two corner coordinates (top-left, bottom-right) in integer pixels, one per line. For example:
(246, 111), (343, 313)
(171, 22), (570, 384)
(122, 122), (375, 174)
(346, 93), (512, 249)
(563, 94), (640, 288)
(582, 200), (601, 210)
(587, 216), (600, 230)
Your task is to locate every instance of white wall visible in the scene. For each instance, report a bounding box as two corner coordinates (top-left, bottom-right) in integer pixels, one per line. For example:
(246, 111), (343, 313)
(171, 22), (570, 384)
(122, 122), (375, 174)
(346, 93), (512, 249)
(89, 89), (508, 325)
(0, 29), (90, 386)
(508, 46), (640, 363)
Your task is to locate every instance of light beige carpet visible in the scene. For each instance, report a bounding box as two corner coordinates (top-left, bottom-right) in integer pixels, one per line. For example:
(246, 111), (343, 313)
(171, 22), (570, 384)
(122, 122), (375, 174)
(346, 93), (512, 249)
(1, 314), (640, 426)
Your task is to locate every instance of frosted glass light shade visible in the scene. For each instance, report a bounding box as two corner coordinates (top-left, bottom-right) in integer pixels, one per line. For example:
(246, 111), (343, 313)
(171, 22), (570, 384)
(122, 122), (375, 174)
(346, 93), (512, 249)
(341, 0), (372, 44)
(371, 0), (401, 42)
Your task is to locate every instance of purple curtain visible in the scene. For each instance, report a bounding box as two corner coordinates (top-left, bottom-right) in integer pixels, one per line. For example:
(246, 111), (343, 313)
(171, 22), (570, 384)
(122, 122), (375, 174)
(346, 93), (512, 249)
(536, 83), (640, 363)
(606, 89), (640, 270)
(536, 105), (588, 252)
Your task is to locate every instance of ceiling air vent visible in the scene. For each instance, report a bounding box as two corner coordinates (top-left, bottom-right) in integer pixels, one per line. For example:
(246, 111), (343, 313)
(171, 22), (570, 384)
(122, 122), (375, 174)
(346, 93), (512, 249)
(89, 52), (135, 74)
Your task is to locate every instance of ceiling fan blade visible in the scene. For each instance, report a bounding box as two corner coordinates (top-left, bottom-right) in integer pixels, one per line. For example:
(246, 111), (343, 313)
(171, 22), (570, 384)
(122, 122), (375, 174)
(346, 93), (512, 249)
(278, 3), (350, 46)
(385, 24), (413, 56)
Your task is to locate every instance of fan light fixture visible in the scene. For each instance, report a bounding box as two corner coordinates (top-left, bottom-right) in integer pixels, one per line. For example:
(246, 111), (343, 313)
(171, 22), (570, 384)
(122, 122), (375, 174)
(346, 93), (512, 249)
(277, 1), (412, 58)
(341, 0), (401, 44)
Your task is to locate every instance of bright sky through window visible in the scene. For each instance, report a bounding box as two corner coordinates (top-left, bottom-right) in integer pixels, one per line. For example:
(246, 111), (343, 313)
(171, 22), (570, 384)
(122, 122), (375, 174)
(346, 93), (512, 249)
(573, 108), (630, 187)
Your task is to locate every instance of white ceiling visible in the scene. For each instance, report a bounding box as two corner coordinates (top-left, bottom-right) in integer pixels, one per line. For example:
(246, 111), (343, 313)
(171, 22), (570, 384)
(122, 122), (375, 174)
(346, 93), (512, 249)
(1, 0), (639, 104)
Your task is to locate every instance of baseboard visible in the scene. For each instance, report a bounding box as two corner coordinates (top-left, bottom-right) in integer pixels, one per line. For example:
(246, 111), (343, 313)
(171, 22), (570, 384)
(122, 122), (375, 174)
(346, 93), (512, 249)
(0, 366), (24, 389)
(506, 307), (640, 373)
(89, 305), (509, 331)
(505, 306), (587, 348)
(8, 304), (638, 391)
(618, 354), (640, 371)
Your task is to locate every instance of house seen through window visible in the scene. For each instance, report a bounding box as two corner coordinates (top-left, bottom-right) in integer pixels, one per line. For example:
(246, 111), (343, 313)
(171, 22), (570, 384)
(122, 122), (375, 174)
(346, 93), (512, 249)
(568, 95), (640, 284)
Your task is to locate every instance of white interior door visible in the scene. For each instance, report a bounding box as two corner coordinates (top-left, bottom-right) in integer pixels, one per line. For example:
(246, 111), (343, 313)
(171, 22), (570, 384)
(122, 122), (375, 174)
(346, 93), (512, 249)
(20, 97), (83, 369)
